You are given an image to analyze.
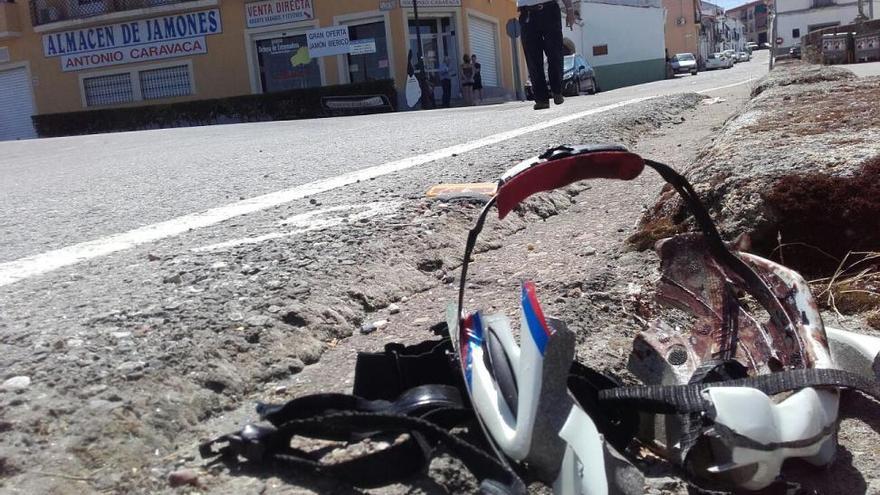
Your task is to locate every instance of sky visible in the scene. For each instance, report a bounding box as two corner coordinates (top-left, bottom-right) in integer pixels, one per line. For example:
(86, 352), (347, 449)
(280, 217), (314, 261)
(711, 0), (753, 9)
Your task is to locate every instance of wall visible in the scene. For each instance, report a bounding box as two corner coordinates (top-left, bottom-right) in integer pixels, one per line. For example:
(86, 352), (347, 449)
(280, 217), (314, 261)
(663, 0), (700, 56)
(566, 1), (665, 89)
(2, 0), (252, 115)
(777, 0), (815, 13)
(800, 16), (880, 62)
(1, 0), (520, 118)
(777, 2), (864, 48)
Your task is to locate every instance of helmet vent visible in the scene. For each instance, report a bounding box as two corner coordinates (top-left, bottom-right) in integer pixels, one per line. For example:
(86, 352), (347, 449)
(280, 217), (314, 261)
(667, 346), (689, 366)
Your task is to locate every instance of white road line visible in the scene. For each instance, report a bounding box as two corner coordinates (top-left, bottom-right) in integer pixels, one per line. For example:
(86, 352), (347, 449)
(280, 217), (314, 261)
(192, 201), (399, 252)
(0, 79), (755, 287)
(696, 79), (755, 93)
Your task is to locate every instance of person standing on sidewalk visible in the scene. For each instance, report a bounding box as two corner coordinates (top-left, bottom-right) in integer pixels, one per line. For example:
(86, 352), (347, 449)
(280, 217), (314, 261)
(471, 54), (484, 104)
(439, 57), (452, 108)
(518, 0), (576, 110)
(460, 54), (475, 106)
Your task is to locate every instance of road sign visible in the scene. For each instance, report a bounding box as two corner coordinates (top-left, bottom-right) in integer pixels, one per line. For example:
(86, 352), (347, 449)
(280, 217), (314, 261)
(776, 37), (783, 45)
(506, 18), (521, 38)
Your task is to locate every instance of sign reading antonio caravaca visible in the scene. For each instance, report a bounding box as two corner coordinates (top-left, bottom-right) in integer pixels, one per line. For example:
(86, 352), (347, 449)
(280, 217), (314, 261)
(42, 9), (222, 72)
(245, 0), (313, 28)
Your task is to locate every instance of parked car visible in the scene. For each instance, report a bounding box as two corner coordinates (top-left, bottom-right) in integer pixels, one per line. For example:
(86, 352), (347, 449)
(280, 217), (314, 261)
(761, 42), (771, 49)
(789, 45), (802, 59)
(670, 53), (698, 75)
(746, 42), (759, 51)
(524, 54), (597, 100)
(722, 49), (737, 62)
(723, 53), (736, 67)
(736, 51), (751, 62)
(705, 52), (732, 70)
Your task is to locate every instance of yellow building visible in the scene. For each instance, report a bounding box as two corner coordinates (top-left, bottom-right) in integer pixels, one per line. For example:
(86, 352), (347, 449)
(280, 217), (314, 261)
(663, 0), (700, 59)
(0, 0), (522, 139)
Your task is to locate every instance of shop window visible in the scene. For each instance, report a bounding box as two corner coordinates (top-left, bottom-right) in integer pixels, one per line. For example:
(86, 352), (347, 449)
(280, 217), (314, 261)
(256, 34), (322, 93)
(346, 21), (391, 83)
(83, 73), (134, 107)
(792, 28), (800, 38)
(140, 65), (193, 100)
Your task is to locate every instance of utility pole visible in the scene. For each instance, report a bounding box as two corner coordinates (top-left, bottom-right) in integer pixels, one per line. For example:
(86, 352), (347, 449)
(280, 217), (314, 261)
(411, 0), (432, 109)
(768, 1), (776, 70)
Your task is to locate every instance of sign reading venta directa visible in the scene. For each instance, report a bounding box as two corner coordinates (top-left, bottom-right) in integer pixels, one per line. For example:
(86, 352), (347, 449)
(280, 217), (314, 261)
(42, 9), (222, 72)
(246, 0), (313, 28)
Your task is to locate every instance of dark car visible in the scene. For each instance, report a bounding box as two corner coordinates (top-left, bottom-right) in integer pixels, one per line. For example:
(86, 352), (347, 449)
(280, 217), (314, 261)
(789, 45), (802, 59)
(525, 54), (598, 100)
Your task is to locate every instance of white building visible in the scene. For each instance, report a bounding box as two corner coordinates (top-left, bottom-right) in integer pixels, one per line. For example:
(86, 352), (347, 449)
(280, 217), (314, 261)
(698, 3), (747, 58)
(776, 0), (880, 50)
(563, 0), (667, 90)
(699, 1), (724, 60)
(721, 16), (748, 51)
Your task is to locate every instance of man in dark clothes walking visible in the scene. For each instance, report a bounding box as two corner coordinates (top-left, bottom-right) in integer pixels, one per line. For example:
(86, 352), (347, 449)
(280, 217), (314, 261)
(518, 0), (576, 110)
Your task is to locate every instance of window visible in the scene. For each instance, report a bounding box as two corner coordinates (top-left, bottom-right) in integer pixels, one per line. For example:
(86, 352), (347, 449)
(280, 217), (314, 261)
(83, 73), (134, 107)
(346, 20), (390, 83)
(140, 65), (192, 100)
(812, 0), (834, 7)
(592, 44), (608, 56)
(256, 34), (322, 92)
(81, 62), (194, 108)
(793, 28), (801, 38)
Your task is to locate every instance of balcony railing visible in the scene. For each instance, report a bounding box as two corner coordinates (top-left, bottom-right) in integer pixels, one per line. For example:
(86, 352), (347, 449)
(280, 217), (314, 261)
(29, 0), (198, 27)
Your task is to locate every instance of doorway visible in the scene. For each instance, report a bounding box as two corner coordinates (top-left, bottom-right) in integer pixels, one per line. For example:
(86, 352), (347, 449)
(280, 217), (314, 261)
(408, 16), (459, 102)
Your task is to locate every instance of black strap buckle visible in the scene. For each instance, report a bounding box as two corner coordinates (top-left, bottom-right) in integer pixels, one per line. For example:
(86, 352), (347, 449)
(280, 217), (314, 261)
(199, 424), (277, 462)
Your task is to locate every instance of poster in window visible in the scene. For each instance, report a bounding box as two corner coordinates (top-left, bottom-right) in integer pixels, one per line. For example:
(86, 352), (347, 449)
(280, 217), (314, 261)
(256, 35), (321, 92)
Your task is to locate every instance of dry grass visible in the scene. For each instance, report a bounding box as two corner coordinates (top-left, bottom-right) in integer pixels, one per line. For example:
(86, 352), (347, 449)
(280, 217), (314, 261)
(809, 251), (880, 321)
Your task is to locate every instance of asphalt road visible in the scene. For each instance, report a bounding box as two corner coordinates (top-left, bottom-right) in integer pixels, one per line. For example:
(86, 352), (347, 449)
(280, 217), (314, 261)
(0, 52), (769, 269)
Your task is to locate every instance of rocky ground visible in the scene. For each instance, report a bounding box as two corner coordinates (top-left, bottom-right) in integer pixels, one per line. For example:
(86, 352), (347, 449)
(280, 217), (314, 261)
(634, 62), (880, 278)
(3, 62), (880, 495)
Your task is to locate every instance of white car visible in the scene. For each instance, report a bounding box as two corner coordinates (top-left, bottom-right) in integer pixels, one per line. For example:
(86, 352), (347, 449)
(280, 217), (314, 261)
(722, 49), (738, 63)
(705, 53), (731, 70)
(737, 51), (751, 62)
(670, 53), (698, 75)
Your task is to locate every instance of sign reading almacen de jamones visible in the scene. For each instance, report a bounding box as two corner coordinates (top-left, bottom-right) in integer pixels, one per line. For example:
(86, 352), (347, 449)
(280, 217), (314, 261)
(42, 9), (222, 72)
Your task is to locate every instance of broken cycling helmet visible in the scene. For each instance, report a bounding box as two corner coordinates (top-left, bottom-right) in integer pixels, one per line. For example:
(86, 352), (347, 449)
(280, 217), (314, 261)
(449, 144), (880, 494)
(201, 144), (880, 495)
